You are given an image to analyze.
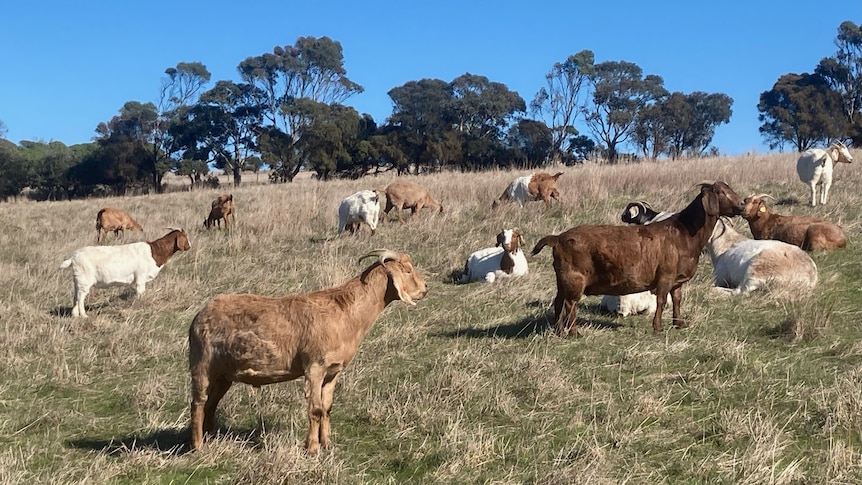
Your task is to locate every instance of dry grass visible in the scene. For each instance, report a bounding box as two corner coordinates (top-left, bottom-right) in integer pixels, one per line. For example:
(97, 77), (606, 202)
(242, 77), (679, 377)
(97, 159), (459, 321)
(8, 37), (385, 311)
(2, 152), (862, 483)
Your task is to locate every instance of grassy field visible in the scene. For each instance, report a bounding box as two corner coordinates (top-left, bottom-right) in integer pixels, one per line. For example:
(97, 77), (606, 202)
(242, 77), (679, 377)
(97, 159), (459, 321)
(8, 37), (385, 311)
(1, 151), (861, 484)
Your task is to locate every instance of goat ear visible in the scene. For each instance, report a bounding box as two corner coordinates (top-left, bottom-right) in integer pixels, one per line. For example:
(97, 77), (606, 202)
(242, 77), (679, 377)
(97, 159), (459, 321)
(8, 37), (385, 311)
(701, 186), (720, 216)
(386, 264), (416, 305)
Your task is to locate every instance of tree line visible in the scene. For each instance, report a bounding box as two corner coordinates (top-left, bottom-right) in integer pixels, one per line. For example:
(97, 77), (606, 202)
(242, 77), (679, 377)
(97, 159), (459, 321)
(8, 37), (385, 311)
(0, 21), (859, 200)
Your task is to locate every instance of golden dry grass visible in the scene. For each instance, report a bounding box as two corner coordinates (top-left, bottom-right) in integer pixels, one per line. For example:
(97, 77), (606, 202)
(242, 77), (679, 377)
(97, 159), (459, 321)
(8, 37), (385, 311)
(1, 151), (862, 483)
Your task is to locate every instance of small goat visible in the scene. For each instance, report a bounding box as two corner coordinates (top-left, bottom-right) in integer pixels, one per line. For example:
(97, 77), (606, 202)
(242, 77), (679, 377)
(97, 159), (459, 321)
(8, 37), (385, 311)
(59, 229), (191, 317)
(338, 190), (382, 236)
(796, 141), (853, 206)
(188, 249), (428, 453)
(742, 194), (847, 251)
(96, 208), (143, 243)
(493, 171), (563, 208)
(381, 181), (443, 223)
(204, 194), (235, 229)
(707, 218), (817, 296)
(600, 201), (674, 317)
(459, 229), (528, 283)
(532, 181), (745, 336)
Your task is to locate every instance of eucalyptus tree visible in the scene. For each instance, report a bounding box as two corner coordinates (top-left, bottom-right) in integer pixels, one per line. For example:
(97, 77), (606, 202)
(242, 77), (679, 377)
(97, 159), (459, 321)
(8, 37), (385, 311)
(639, 91), (733, 160)
(530, 50), (595, 162)
(387, 78), (456, 172)
(91, 101), (160, 194)
(0, 138), (29, 200)
(238, 36), (363, 181)
(298, 101), (362, 180)
(758, 72), (846, 151)
(450, 73), (525, 169)
(507, 119), (553, 168)
(153, 62), (211, 191)
(582, 61), (667, 163)
(815, 20), (862, 143)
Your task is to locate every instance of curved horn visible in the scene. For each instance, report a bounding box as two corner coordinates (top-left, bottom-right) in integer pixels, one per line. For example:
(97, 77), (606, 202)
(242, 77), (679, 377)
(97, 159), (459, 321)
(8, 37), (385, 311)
(746, 193), (774, 201)
(359, 249), (401, 265)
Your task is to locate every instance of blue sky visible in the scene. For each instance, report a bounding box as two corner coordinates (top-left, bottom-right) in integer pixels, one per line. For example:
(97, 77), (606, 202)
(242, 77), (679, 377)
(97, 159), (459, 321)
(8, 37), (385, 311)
(1, 1), (858, 156)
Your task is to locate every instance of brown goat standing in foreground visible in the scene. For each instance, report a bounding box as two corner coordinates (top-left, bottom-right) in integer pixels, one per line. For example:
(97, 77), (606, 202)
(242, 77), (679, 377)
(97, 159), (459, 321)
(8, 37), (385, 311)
(381, 181), (443, 223)
(204, 194), (236, 229)
(188, 249), (428, 453)
(532, 181), (745, 337)
(742, 194), (847, 250)
(96, 207), (144, 244)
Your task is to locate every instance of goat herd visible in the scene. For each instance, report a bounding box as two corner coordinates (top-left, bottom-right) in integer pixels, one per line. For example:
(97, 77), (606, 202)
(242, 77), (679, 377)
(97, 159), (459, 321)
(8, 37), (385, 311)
(55, 143), (852, 453)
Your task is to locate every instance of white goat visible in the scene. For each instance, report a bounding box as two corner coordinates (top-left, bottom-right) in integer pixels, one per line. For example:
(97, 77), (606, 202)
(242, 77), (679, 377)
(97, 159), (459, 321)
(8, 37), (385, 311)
(707, 218), (817, 296)
(58, 229), (191, 317)
(338, 190), (382, 235)
(459, 229), (528, 283)
(796, 141), (853, 206)
(600, 201), (674, 317)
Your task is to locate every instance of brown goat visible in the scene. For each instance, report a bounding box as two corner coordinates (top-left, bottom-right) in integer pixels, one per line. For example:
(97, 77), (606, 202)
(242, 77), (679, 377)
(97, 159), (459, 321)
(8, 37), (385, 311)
(532, 181), (745, 337)
(381, 181), (443, 223)
(742, 195), (847, 250)
(96, 207), (144, 243)
(493, 172), (563, 208)
(188, 249), (428, 453)
(204, 194), (236, 229)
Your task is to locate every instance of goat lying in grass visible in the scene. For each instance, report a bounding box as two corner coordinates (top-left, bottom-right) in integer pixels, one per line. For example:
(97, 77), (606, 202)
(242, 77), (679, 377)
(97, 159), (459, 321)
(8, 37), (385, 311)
(188, 249), (428, 453)
(459, 229), (528, 283)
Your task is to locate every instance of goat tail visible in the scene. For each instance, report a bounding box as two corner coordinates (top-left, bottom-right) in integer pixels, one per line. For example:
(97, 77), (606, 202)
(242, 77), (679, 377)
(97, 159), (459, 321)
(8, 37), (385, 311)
(59, 258), (72, 270)
(531, 235), (559, 256)
(552, 171), (564, 179)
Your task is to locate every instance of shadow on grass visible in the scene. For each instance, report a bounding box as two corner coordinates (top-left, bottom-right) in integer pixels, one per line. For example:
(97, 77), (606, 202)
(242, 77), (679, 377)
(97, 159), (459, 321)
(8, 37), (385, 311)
(440, 301), (623, 339)
(66, 425), (265, 456)
(776, 196), (800, 206)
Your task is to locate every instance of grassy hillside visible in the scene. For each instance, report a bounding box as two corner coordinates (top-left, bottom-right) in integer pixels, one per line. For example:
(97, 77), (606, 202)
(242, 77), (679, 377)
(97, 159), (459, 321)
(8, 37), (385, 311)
(1, 151), (861, 484)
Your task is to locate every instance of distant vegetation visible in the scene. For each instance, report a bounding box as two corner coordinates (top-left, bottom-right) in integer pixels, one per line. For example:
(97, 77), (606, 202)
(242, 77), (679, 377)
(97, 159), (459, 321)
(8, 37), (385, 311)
(0, 21), (859, 201)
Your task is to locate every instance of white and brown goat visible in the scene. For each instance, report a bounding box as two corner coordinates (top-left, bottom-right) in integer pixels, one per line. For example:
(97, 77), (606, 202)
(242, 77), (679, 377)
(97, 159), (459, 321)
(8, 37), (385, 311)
(459, 229), (528, 283)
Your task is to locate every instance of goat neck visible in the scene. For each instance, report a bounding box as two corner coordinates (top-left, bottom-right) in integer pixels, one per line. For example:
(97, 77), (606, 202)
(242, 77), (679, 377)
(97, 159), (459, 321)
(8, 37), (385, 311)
(707, 219), (745, 262)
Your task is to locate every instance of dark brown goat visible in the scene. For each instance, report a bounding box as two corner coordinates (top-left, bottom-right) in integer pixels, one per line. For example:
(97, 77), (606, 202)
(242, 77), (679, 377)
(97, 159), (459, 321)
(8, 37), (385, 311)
(204, 194), (236, 229)
(742, 195), (846, 250)
(531, 181), (745, 337)
(96, 207), (144, 243)
(381, 181), (443, 223)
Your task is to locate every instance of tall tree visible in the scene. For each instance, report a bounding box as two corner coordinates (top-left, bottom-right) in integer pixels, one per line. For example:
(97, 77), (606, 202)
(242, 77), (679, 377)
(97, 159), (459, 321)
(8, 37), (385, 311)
(758, 72), (845, 151)
(92, 101), (160, 194)
(238, 36), (363, 181)
(530, 50), (595, 162)
(0, 139), (29, 200)
(387, 78), (456, 173)
(507, 119), (553, 168)
(582, 61), (666, 163)
(154, 62), (211, 191)
(816, 20), (862, 144)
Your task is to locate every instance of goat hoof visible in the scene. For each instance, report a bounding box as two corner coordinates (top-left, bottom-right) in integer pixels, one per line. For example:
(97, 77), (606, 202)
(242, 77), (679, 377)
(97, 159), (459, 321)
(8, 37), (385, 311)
(673, 320), (689, 329)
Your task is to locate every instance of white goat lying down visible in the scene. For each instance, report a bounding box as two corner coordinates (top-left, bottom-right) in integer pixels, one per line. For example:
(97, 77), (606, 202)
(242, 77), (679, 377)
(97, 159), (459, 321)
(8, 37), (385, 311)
(600, 201), (674, 317)
(707, 218), (817, 296)
(459, 229), (528, 283)
(59, 229), (191, 317)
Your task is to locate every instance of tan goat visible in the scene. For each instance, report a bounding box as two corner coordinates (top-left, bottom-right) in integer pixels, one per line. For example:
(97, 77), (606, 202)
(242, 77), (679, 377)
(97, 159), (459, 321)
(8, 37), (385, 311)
(204, 194), (236, 229)
(381, 181), (443, 223)
(96, 208), (144, 244)
(188, 249), (428, 453)
(742, 195), (847, 250)
(493, 171), (563, 208)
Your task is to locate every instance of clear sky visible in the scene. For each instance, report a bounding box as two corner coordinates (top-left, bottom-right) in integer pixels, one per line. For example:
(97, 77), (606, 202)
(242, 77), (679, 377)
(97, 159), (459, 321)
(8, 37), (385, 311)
(1, 1), (858, 156)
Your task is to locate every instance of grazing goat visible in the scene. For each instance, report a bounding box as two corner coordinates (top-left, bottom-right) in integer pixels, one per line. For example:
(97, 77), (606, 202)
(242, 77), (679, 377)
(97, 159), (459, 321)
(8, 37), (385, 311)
(59, 229), (191, 318)
(338, 190), (382, 236)
(707, 218), (817, 296)
(600, 201), (674, 317)
(459, 229), (528, 283)
(381, 181), (443, 223)
(188, 249), (428, 453)
(96, 208), (143, 243)
(493, 171), (563, 208)
(531, 181), (745, 336)
(796, 141), (853, 206)
(204, 194), (235, 229)
(742, 194), (847, 251)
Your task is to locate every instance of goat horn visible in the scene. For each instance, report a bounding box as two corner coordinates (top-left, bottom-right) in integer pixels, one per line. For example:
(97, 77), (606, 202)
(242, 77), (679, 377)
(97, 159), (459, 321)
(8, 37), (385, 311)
(359, 249), (401, 265)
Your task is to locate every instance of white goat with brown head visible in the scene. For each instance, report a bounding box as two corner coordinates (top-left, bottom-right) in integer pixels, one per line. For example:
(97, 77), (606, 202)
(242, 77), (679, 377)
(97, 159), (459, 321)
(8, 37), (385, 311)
(459, 229), (528, 283)
(188, 249), (428, 453)
(796, 141), (853, 206)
